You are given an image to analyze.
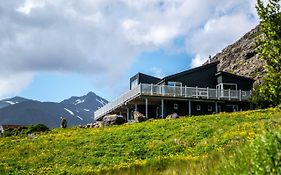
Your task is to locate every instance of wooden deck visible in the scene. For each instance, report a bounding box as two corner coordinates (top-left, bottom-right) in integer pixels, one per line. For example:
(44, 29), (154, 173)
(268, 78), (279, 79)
(94, 84), (251, 120)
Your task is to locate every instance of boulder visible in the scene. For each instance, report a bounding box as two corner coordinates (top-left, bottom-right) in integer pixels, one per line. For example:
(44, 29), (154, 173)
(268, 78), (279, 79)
(133, 111), (145, 122)
(93, 121), (104, 128)
(102, 114), (126, 125)
(166, 113), (179, 119)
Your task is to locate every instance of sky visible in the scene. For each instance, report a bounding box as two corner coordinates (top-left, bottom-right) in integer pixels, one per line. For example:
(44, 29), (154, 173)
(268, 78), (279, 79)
(0, 0), (261, 102)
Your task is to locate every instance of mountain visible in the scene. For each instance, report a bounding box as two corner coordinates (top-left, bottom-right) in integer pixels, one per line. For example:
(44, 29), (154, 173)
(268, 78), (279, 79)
(0, 92), (108, 128)
(61, 91), (108, 113)
(0, 96), (29, 109)
(208, 25), (265, 83)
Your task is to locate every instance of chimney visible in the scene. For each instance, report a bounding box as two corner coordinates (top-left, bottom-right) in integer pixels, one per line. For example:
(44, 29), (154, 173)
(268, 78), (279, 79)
(208, 55), (212, 63)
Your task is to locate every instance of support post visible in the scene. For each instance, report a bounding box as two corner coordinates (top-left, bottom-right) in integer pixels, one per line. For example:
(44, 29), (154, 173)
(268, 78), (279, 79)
(196, 86), (198, 98)
(127, 108), (130, 121)
(188, 100), (191, 116)
(207, 87), (209, 99)
(135, 104), (138, 112)
(229, 89), (231, 101)
(215, 102), (218, 113)
(145, 98), (148, 119)
(161, 99), (164, 118)
(151, 84), (153, 95)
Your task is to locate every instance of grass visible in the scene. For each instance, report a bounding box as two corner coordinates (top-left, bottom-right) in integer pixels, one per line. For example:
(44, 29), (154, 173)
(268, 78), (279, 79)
(0, 108), (281, 174)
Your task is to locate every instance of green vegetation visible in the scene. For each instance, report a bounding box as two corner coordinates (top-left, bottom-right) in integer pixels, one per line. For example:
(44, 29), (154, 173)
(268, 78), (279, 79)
(252, 0), (281, 108)
(2, 124), (50, 137)
(0, 108), (281, 174)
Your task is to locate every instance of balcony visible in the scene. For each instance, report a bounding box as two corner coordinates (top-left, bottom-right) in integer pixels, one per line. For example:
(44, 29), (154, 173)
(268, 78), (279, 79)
(95, 84), (251, 120)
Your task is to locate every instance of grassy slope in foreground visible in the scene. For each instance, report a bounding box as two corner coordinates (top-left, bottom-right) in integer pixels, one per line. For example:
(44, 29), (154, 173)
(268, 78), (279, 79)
(0, 108), (281, 174)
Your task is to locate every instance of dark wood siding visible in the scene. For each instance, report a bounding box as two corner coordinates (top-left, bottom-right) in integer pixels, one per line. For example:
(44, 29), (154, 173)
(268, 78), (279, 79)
(130, 73), (161, 89)
(216, 73), (254, 90)
(163, 64), (218, 88)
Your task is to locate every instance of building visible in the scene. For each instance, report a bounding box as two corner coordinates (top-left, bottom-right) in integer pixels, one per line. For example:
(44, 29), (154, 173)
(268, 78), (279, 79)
(95, 62), (254, 121)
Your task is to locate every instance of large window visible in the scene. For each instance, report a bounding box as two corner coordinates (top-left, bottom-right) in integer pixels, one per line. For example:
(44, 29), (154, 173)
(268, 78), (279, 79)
(131, 79), (138, 89)
(168, 81), (182, 87)
(216, 83), (237, 90)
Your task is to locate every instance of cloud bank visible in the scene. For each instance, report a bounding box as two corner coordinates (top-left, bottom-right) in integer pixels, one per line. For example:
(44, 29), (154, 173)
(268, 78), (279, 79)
(0, 0), (259, 98)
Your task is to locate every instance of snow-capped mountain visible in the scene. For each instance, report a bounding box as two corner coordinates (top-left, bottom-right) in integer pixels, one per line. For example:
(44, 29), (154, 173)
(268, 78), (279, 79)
(0, 92), (108, 128)
(61, 91), (108, 113)
(0, 96), (29, 109)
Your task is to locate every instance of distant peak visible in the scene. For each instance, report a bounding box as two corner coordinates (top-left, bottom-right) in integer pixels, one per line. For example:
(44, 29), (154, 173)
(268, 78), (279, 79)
(87, 91), (96, 96)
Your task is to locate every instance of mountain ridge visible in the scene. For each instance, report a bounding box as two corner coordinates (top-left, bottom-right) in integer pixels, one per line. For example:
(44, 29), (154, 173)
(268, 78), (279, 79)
(0, 92), (108, 128)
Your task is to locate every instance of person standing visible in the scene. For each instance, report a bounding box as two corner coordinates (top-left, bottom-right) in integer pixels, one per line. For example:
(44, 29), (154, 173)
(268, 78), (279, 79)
(60, 117), (67, 128)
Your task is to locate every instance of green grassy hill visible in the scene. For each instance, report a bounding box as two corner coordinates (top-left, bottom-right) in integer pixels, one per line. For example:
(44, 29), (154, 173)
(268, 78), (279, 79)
(1, 108), (281, 174)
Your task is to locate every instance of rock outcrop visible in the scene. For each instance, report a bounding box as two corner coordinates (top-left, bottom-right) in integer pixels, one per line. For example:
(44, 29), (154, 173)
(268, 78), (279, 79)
(102, 114), (126, 125)
(166, 113), (179, 119)
(207, 25), (265, 83)
(133, 111), (146, 122)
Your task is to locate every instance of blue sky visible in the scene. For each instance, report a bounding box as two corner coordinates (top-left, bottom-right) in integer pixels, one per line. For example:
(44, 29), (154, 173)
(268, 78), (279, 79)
(20, 48), (190, 102)
(0, 0), (260, 102)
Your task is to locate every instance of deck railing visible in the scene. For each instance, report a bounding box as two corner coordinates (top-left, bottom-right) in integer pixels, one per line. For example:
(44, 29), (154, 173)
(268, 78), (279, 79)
(95, 84), (251, 120)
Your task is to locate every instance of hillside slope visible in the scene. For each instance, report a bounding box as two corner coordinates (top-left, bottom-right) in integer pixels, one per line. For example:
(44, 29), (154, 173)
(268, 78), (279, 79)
(209, 25), (265, 82)
(0, 108), (280, 174)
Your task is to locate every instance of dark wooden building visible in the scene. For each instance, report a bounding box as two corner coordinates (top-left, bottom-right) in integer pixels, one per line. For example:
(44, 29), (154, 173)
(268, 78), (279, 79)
(95, 62), (254, 120)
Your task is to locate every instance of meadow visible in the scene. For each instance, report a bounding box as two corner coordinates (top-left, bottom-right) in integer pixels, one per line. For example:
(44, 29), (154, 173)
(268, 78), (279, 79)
(1, 108), (281, 174)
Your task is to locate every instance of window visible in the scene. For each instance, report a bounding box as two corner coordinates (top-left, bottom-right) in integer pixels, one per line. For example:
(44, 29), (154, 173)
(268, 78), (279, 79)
(168, 81), (182, 87)
(131, 79), (138, 89)
(208, 105), (212, 112)
(196, 105), (201, 111)
(174, 103), (178, 110)
(216, 83), (237, 90)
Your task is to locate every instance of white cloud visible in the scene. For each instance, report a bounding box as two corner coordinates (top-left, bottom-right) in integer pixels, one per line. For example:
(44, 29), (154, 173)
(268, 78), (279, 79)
(187, 6), (259, 67)
(0, 73), (33, 99)
(16, 0), (45, 14)
(151, 67), (165, 79)
(0, 0), (259, 97)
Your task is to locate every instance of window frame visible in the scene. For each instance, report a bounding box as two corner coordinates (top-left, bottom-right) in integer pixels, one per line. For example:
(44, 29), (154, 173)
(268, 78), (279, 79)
(208, 105), (212, 112)
(173, 103), (178, 110)
(196, 105), (201, 111)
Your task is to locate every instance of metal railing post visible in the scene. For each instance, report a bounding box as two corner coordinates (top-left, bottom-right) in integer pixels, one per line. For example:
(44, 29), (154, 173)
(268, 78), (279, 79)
(216, 88), (218, 99)
(239, 90), (242, 101)
(181, 86), (183, 96)
(139, 83), (142, 94)
(185, 86), (187, 98)
(229, 89), (231, 101)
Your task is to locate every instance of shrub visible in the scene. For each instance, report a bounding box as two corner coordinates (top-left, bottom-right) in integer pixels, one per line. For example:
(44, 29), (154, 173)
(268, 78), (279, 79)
(3, 124), (50, 137)
(26, 124), (50, 134)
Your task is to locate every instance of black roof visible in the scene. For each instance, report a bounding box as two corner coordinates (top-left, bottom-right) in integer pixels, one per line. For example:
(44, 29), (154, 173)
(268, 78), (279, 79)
(137, 72), (161, 81)
(156, 61), (219, 84)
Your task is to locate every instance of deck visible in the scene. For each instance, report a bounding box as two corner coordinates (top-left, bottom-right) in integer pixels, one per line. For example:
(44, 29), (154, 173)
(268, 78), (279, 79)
(94, 84), (251, 120)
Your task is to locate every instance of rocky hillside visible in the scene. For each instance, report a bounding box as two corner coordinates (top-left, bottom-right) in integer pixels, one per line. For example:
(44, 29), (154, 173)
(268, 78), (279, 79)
(208, 25), (265, 82)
